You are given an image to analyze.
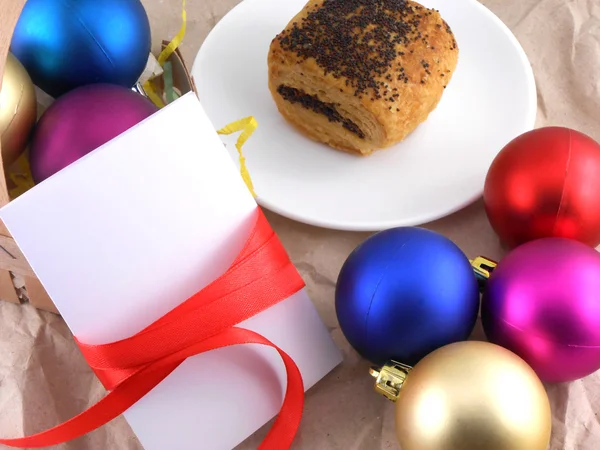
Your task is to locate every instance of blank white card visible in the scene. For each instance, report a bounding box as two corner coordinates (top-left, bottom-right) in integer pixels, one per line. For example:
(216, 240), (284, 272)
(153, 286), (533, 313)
(0, 92), (342, 450)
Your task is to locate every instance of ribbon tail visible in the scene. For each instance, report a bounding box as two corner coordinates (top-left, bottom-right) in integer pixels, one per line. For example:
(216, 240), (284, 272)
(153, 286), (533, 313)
(0, 328), (303, 450)
(0, 362), (180, 448)
(258, 342), (304, 450)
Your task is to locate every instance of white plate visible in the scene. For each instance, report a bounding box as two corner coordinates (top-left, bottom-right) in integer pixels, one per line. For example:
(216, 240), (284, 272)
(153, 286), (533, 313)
(192, 0), (536, 231)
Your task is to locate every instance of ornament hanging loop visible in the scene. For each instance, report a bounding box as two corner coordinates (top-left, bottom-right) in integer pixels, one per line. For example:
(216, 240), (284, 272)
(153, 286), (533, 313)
(470, 256), (497, 291)
(369, 361), (412, 402)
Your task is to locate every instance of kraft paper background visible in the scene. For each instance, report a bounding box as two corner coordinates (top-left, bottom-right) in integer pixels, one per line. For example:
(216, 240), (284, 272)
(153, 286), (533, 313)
(1, 0), (599, 448)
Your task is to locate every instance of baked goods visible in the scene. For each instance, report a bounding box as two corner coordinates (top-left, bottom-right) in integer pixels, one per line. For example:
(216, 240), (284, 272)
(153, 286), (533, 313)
(268, 0), (459, 156)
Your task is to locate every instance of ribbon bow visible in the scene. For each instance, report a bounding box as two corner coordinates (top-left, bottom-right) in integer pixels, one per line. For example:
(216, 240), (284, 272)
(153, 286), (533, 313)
(0, 209), (306, 449)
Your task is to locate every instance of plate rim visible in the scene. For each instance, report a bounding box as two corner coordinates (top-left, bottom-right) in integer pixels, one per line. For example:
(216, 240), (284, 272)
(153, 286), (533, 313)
(193, 0), (538, 232)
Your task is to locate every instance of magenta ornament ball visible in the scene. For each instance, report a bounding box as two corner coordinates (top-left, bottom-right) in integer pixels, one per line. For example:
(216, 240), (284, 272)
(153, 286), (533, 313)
(482, 237), (600, 383)
(30, 84), (158, 183)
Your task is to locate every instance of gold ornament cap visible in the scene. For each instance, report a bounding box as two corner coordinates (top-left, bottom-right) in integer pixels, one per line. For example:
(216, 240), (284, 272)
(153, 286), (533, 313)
(470, 256), (497, 290)
(369, 361), (412, 402)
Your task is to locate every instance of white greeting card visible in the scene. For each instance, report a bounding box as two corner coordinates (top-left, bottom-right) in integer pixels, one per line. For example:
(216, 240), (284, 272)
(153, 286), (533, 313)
(0, 92), (342, 450)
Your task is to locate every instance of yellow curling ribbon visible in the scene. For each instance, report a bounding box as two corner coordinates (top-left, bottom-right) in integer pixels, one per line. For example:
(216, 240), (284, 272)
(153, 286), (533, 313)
(8, 152), (35, 199)
(136, 0), (257, 197)
(143, 80), (166, 108)
(142, 0), (187, 109)
(217, 117), (258, 198)
(158, 0), (187, 67)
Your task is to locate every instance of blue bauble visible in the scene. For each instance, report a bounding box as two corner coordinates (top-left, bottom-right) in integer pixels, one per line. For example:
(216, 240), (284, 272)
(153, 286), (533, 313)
(11, 0), (151, 98)
(335, 227), (479, 366)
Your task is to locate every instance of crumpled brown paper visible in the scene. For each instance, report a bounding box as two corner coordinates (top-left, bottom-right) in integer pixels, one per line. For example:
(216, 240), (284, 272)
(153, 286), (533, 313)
(1, 0), (599, 448)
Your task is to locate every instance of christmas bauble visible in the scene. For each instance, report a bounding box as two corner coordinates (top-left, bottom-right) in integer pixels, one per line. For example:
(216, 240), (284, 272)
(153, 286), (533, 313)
(30, 84), (157, 183)
(393, 341), (552, 450)
(484, 127), (600, 249)
(482, 237), (600, 383)
(10, 0), (151, 98)
(335, 227), (479, 366)
(0, 53), (37, 167)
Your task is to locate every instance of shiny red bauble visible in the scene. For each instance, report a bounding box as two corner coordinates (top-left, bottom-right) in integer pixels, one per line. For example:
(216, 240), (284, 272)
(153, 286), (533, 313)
(484, 127), (600, 249)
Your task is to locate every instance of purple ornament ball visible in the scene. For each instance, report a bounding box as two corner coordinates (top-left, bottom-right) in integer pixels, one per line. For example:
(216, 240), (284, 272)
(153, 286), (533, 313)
(30, 84), (158, 183)
(482, 238), (600, 383)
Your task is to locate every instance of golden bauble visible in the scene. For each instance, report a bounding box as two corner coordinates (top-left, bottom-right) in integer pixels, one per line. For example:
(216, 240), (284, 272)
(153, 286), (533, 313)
(395, 341), (552, 450)
(0, 53), (37, 168)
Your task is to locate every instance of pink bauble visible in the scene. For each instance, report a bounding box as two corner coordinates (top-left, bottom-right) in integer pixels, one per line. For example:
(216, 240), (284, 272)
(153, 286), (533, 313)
(482, 238), (600, 383)
(30, 83), (158, 183)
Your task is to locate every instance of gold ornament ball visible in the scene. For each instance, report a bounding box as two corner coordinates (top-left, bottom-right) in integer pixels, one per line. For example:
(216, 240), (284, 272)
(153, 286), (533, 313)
(395, 341), (552, 450)
(0, 53), (37, 167)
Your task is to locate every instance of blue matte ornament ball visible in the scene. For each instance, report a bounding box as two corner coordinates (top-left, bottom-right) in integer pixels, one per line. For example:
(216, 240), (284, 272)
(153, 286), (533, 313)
(335, 227), (480, 366)
(10, 0), (151, 98)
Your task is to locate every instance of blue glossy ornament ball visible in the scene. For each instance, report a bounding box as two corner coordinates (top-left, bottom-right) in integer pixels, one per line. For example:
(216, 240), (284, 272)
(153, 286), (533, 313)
(335, 227), (480, 366)
(10, 0), (151, 98)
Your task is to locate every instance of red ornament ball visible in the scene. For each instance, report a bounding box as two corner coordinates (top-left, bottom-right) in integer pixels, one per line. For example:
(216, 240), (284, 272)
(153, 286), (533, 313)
(484, 127), (600, 249)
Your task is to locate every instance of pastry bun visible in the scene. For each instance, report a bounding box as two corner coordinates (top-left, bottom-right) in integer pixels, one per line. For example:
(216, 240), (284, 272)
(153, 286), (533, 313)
(268, 0), (459, 155)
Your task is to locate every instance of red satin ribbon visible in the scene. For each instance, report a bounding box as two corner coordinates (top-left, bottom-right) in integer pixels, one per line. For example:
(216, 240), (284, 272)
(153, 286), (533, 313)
(0, 208), (306, 449)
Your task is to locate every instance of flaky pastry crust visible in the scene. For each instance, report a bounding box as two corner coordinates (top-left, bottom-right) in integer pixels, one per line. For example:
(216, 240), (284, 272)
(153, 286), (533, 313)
(268, 0), (459, 155)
